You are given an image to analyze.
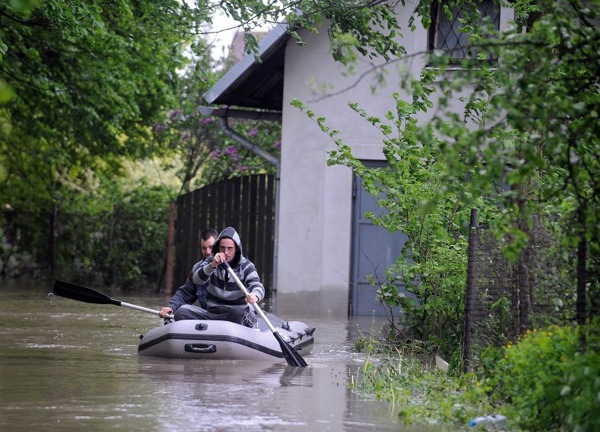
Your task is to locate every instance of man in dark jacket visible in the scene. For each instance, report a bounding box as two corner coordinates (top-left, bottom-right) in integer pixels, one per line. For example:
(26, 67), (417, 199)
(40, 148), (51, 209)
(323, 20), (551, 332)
(159, 228), (218, 317)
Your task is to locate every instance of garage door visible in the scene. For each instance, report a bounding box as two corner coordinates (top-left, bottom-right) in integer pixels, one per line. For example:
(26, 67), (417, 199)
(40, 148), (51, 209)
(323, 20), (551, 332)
(349, 164), (410, 316)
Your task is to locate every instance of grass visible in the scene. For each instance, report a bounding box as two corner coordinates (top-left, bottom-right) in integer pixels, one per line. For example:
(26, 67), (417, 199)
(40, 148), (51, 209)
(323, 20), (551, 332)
(349, 349), (503, 429)
(349, 317), (600, 431)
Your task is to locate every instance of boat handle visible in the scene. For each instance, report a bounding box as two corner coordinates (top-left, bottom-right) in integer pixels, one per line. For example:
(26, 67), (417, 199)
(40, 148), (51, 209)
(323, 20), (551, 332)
(184, 344), (217, 354)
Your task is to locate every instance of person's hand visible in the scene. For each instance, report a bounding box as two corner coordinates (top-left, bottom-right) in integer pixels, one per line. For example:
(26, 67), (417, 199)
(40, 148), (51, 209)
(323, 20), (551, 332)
(159, 307), (173, 318)
(211, 252), (226, 268)
(246, 293), (258, 304)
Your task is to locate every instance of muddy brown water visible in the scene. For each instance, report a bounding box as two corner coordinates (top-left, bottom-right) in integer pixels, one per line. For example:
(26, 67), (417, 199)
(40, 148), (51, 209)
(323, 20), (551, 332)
(0, 280), (446, 431)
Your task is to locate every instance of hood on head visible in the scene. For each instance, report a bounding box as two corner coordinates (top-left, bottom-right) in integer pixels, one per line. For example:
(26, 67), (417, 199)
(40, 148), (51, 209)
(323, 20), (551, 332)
(212, 226), (243, 267)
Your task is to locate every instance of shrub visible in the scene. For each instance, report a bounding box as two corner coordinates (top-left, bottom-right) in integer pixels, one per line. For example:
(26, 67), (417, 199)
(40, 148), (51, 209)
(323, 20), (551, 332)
(484, 318), (600, 431)
(56, 179), (174, 290)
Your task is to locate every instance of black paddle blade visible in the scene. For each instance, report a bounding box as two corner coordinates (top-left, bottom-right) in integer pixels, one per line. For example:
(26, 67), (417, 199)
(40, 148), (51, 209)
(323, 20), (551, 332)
(274, 331), (308, 367)
(53, 280), (120, 306)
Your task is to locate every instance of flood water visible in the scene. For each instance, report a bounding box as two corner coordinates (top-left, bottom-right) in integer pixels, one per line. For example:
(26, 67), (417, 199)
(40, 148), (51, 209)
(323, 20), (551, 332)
(0, 280), (444, 431)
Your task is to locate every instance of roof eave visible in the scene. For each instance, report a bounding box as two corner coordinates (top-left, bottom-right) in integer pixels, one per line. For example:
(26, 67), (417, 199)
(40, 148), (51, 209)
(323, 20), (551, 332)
(203, 22), (290, 106)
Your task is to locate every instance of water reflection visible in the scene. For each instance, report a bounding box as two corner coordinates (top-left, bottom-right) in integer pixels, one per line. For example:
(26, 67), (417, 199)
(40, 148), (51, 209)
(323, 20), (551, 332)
(0, 280), (445, 431)
(138, 359), (310, 388)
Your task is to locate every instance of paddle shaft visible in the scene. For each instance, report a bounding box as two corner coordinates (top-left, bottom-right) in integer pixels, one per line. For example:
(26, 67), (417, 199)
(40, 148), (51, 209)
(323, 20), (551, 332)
(120, 301), (174, 319)
(224, 266), (277, 333)
(53, 280), (174, 320)
(223, 262), (308, 367)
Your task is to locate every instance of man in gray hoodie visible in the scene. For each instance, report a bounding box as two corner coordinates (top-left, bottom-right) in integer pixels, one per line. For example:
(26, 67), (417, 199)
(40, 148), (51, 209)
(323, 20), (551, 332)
(160, 226), (264, 327)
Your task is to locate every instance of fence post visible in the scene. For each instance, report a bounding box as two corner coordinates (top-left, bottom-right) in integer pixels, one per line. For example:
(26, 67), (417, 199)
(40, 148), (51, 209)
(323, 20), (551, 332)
(463, 208), (478, 373)
(165, 201), (176, 296)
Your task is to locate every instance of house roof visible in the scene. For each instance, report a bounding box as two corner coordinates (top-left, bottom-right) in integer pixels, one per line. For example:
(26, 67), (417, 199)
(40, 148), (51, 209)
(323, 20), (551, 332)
(203, 23), (290, 112)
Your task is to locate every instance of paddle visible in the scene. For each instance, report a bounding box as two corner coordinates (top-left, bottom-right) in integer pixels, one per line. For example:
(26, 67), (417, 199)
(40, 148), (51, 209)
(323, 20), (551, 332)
(52, 280), (174, 320)
(223, 261), (308, 367)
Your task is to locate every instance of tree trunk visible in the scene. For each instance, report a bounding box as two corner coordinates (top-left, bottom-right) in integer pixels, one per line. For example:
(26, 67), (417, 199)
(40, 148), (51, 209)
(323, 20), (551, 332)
(517, 198), (532, 333)
(164, 202), (176, 296)
(576, 206), (587, 325)
(48, 204), (57, 271)
(462, 208), (478, 372)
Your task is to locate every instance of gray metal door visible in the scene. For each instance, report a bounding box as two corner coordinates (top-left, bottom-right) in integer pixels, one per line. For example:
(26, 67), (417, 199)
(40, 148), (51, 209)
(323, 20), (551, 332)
(349, 164), (408, 316)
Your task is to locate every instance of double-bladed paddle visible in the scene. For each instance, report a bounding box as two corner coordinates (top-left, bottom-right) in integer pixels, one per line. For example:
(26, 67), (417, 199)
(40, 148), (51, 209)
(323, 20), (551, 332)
(52, 280), (174, 320)
(223, 261), (308, 367)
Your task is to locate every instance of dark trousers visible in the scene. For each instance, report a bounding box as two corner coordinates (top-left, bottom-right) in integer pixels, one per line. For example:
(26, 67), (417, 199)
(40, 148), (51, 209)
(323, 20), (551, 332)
(174, 304), (247, 324)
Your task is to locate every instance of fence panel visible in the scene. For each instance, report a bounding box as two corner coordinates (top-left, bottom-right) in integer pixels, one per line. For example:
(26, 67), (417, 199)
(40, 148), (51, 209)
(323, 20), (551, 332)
(463, 213), (568, 370)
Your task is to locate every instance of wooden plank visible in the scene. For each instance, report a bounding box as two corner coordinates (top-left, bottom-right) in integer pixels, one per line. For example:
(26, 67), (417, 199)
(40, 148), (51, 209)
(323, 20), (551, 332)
(240, 176), (251, 249)
(263, 175), (275, 289)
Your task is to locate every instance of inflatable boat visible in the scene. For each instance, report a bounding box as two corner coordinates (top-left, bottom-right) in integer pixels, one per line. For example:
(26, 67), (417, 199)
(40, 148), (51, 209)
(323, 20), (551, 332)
(138, 314), (315, 361)
(51, 280), (313, 363)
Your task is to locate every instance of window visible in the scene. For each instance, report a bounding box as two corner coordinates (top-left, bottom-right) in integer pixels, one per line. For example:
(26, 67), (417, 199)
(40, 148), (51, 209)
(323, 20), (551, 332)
(429, 0), (500, 62)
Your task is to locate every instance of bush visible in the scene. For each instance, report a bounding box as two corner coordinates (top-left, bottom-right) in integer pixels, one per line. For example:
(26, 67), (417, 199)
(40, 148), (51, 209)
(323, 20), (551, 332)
(484, 318), (600, 432)
(56, 179), (175, 290)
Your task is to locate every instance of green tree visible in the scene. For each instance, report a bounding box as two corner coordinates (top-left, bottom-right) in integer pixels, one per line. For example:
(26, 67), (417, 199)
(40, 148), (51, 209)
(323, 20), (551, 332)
(416, 0), (600, 325)
(0, 0), (207, 277)
(295, 0), (598, 353)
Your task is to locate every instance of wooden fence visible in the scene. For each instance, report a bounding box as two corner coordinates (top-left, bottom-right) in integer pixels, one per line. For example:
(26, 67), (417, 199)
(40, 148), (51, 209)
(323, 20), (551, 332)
(173, 174), (276, 294)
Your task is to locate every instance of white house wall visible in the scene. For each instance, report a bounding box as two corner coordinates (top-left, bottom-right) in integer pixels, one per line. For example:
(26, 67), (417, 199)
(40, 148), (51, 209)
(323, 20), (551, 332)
(275, 6), (423, 319)
(275, 5), (513, 319)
